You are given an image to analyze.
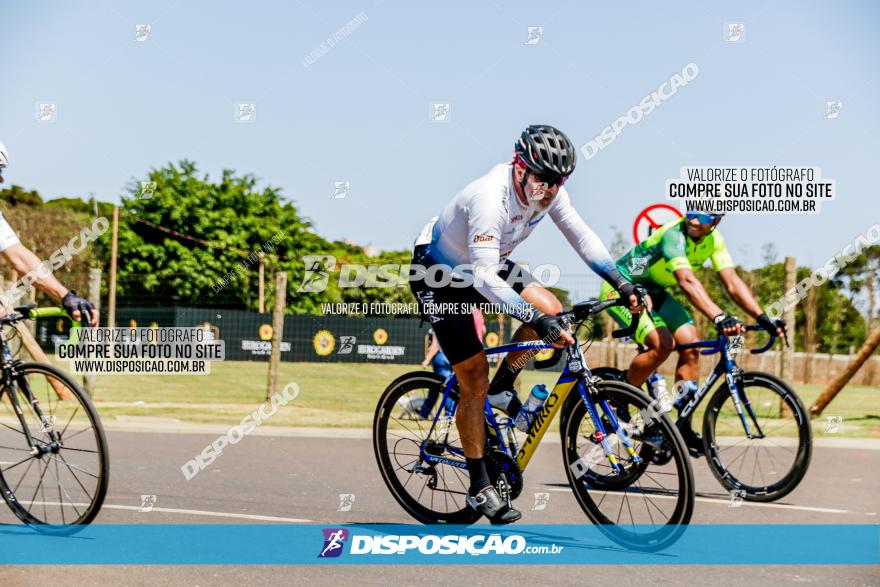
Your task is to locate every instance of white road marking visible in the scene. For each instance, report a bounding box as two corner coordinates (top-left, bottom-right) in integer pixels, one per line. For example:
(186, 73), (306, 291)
(26, 502), (312, 523)
(542, 488), (853, 514)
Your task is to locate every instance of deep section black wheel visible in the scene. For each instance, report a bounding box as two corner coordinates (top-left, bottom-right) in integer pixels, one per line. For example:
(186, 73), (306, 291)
(703, 371), (812, 502)
(562, 380), (694, 551)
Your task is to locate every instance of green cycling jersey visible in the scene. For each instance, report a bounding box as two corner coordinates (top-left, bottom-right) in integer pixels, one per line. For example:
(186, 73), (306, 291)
(616, 216), (734, 289)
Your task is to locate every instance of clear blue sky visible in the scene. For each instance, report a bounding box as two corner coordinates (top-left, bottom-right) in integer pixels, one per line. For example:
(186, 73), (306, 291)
(2, 0), (878, 295)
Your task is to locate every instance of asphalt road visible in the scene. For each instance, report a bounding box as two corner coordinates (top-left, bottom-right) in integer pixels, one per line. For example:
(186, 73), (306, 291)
(0, 428), (877, 586)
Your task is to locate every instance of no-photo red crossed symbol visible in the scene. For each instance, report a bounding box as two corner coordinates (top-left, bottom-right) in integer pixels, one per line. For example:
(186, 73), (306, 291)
(632, 204), (683, 244)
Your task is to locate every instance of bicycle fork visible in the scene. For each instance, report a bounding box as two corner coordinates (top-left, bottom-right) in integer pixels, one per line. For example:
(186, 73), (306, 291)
(579, 379), (641, 475)
(721, 352), (765, 440)
(2, 367), (59, 457)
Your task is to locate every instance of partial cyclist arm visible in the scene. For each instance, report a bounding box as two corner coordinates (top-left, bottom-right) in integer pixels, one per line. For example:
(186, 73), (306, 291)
(466, 202), (572, 345)
(717, 267), (763, 318)
(673, 266), (725, 319)
(0, 243), (69, 301)
(465, 190), (540, 322)
(422, 336), (440, 367)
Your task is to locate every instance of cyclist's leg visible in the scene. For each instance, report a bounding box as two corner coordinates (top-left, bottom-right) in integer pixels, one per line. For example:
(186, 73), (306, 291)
(487, 266), (563, 405)
(663, 298), (699, 384)
(600, 282), (673, 387)
(663, 299), (705, 453)
(409, 255), (503, 502)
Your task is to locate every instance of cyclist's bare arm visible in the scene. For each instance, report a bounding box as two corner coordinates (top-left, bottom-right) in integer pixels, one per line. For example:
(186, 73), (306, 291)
(1, 243), (69, 301)
(673, 266), (725, 320)
(717, 267), (763, 318)
(421, 336), (440, 368)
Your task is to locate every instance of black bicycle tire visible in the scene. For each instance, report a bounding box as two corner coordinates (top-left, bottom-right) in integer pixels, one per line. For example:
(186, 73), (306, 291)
(0, 363), (109, 529)
(373, 371), (481, 525)
(702, 371), (812, 502)
(562, 380), (694, 551)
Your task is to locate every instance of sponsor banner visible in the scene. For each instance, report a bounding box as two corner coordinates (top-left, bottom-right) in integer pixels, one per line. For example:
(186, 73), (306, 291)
(0, 525), (877, 564)
(35, 308), (512, 365)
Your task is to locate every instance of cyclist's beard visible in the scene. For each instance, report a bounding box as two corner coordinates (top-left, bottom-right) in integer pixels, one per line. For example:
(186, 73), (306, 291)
(529, 185), (556, 208)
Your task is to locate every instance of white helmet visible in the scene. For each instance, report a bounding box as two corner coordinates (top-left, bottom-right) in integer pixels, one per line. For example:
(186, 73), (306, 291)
(0, 141), (8, 169)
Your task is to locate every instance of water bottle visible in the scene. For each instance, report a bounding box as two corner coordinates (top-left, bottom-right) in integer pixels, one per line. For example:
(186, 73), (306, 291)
(647, 373), (673, 413)
(515, 384), (549, 432)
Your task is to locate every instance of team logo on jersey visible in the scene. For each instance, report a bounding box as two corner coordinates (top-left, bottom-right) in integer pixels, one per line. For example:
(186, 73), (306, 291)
(628, 257), (649, 276)
(473, 234), (494, 243)
(510, 214), (523, 223)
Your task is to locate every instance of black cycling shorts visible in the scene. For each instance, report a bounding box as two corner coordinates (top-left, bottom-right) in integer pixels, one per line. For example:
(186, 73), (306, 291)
(409, 245), (536, 365)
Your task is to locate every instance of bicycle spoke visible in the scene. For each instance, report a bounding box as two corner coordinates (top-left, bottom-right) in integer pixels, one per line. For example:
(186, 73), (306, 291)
(12, 456), (36, 495)
(3, 455), (36, 472)
(53, 446), (99, 454)
(28, 458), (51, 513)
(56, 453), (95, 500)
(59, 426), (95, 443)
(0, 444), (33, 452)
(47, 457), (82, 520)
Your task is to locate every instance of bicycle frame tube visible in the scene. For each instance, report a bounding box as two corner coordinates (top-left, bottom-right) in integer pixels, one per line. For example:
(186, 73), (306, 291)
(420, 340), (562, 470)
(418, 338), (645, 473)
(672, 336), (764, 438)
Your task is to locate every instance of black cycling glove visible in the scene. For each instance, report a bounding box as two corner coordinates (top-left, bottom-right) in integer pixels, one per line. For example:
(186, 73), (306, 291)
(618, 282), (649, 307)
(757, 313), (785, 335)
(713, 313), (742, 333)
(529, 311), (566, 343)
(62, 290), (97, 326)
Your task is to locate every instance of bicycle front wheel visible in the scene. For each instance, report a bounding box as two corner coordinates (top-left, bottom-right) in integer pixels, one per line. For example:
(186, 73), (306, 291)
(0, 363), (109, 527)
(562, 380), (694, 551)
(703, 371), (812, 502)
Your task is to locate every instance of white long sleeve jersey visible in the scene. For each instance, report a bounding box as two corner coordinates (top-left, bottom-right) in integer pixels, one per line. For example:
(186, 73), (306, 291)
(416, 163), (623, 322)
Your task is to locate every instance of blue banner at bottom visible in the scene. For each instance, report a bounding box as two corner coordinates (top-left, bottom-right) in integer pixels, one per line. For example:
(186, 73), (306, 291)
(0, 524), (877, 564)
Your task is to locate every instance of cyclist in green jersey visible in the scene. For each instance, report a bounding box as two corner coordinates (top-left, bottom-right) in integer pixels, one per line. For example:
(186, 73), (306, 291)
(601, 212), (786, 452)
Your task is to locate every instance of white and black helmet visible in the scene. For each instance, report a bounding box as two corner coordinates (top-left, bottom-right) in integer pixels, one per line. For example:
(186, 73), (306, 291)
(514, 125), (576, 181)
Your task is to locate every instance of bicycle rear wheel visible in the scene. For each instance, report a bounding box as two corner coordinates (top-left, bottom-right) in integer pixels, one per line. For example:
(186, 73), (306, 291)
(373, 372), (480, 524)
(562, 380), (694, 551)
(703, 371), (812, 502)
(0, 363), (109, 528)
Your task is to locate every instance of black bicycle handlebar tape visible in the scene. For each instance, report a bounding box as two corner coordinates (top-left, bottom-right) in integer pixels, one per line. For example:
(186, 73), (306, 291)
(743, 323), (779, 353)
(79, 302), (94, 328)
(529, 311), (566, 343)
(611, 297), (642, 339)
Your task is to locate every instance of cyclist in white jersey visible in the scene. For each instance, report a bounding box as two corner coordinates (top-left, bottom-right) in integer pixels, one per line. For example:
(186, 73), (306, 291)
(410, 125), (649, 523)
(0, 141), (98, 324)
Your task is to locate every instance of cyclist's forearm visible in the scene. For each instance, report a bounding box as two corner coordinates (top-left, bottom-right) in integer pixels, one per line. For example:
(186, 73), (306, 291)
(726, 281), (763, 318)
(1, 244), (69, 301)
(677, 273), (724, 318)
(719, 268), (763, 318)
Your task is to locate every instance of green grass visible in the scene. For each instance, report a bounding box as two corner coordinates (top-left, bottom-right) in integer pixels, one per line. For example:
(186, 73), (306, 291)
(49, 358), (880, 436)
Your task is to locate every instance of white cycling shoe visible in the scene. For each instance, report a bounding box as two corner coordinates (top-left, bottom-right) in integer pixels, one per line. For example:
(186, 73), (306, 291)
(466, 486), (522, 525)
